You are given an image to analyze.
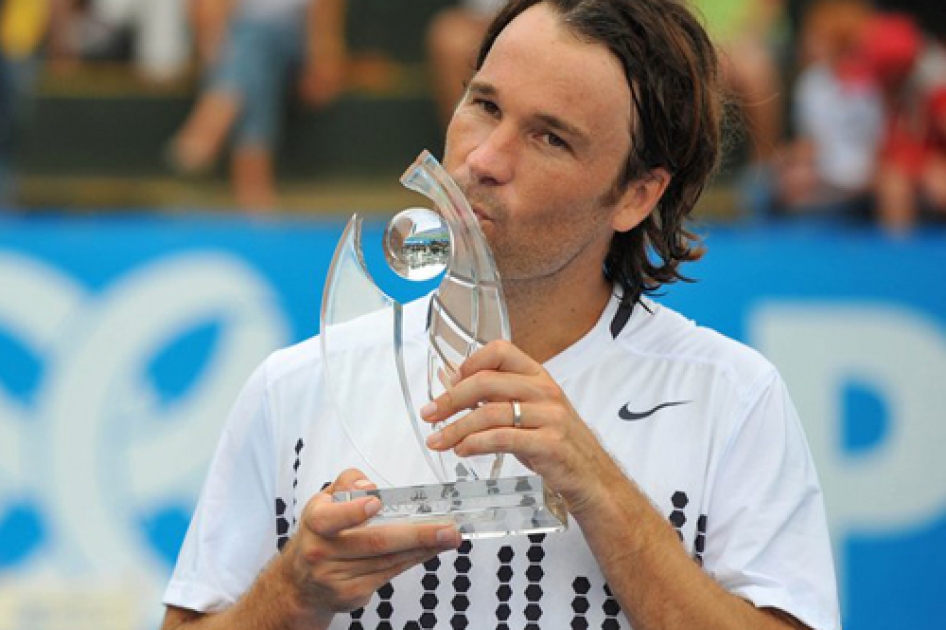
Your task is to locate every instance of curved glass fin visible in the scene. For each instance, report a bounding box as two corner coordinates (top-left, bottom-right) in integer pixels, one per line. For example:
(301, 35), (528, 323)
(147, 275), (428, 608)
(401, 151), (511, 481)
(320, 216), (445, 485)
(320, 151), (512, 488)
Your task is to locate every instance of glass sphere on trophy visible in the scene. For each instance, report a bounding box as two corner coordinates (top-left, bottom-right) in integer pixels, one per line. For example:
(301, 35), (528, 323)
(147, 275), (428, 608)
(322, 151), (567, 539)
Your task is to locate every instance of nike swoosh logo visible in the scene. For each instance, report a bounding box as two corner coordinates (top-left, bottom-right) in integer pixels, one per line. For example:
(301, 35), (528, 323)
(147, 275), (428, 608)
(619, 400), (691, 421)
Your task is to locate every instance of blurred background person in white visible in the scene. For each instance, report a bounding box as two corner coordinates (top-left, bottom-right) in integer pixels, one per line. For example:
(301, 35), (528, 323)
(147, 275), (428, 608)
(774, 0), (882, 220)
(46, 0), (190, 82)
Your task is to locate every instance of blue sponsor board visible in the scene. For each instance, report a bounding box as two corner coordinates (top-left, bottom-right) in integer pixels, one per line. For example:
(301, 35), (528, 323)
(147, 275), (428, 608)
(0, 215), (943, 629)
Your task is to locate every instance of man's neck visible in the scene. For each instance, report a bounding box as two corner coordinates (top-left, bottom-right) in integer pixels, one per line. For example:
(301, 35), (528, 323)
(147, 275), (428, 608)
(504, 274), (614, 364)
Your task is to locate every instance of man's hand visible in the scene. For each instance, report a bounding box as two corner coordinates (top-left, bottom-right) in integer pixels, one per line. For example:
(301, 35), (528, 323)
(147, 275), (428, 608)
(283, 469), (462, 624)
(420, 340), (621, 517)
(419, 343), (814, 630)
(298, 56), (347, 107)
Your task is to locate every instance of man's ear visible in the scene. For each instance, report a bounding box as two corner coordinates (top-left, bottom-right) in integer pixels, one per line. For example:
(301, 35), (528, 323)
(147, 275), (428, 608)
(611, 168), (671, 233)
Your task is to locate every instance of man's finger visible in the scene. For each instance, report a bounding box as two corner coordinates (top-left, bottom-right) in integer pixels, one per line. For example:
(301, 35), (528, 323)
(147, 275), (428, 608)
(459, 340), (541, 380)
(325, 468), (373, 494)
(344, 546), (452, 580)
(370, 549), (445, 585)
(305, 492), (382, 537)
(426, 401), (522, 450)
(421, 370), (535, 422)
(332, 522), (461, 560)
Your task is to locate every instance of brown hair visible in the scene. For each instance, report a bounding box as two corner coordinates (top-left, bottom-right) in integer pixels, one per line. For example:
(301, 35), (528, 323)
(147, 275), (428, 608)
(476, 0), (724, 302)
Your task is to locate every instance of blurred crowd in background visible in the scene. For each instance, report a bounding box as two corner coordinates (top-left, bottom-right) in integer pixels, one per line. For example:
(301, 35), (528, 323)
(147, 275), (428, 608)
(0, 0), (944, 232)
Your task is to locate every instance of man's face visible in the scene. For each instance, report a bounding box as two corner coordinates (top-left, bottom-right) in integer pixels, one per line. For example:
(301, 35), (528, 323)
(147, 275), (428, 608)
(442, 3), (640, 285)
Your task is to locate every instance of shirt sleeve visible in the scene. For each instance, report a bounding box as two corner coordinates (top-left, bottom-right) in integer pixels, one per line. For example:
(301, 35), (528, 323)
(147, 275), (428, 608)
(703, 371), (841, 630)
(162, 359), (279, 613)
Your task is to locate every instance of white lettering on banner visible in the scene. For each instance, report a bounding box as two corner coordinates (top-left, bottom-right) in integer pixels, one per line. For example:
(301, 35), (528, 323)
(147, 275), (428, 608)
(0, 253), (86, 518)
(0, 252), (289, 630)
(750, 303), (946, 543)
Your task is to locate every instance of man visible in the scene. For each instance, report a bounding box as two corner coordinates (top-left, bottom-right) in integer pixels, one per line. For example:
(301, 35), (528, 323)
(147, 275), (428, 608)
(162, 1), (840, 628)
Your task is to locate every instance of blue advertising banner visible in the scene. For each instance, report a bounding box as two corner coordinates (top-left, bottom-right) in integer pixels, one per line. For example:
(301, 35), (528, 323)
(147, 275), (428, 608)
(0, 215), (943, 629)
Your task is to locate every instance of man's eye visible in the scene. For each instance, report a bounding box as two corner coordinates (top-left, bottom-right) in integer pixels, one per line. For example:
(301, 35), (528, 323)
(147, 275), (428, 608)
(473, 99), (500, 116)
(545, 133), (569, 150)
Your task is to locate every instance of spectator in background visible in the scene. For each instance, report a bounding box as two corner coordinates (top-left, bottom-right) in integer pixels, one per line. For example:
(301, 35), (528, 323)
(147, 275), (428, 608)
(427, 0), (506, 125)
(0, 0), (50, 206)
(773, 0), (882, 220)
(167, 0), (348, 212)
(872, 0), (946, 45)
(694, 0), (787, 217)
(864, 13), (946, 233)
(46, 0), (190, 82)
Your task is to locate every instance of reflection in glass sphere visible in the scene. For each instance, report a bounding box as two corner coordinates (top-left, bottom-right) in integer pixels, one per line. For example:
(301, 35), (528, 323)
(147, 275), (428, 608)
(384, 208), (451, 281)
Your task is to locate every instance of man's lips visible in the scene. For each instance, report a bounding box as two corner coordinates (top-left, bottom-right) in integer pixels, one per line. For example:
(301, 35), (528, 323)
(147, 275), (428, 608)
(471, 206), (491, 223)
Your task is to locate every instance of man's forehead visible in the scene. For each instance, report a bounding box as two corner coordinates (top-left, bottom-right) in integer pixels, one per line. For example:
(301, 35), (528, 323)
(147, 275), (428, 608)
(476, 4), (633, 139)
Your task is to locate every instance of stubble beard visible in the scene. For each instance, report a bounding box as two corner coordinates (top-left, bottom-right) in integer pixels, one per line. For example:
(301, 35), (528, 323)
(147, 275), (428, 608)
(459, 190), (533, 283)
(456, 179), (617, 291)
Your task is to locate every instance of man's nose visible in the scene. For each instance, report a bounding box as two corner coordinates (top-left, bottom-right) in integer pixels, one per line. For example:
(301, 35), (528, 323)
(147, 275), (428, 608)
(466, 125), (516, 186)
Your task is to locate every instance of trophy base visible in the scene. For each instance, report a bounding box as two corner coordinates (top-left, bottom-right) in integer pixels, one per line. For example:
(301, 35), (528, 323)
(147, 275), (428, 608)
(334, 474), (568, 539)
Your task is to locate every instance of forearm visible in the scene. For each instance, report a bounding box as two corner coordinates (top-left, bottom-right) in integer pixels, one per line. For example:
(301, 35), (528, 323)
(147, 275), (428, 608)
(307, 0), (347, 63)
(574, 465), (804, 630)
(162, 550), (334, 630)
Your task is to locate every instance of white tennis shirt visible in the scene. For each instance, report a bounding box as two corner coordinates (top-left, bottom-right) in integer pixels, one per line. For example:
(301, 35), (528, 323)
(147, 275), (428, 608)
(164, 292), (841, 630)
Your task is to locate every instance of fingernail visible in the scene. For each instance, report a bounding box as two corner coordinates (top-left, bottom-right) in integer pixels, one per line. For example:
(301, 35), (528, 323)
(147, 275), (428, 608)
(354, 479), (374, 490)
(436, 526), (459, 545)
(365, 498), (382, 518)
(426, 432), (442, 448)
(420, 401), (437, 418)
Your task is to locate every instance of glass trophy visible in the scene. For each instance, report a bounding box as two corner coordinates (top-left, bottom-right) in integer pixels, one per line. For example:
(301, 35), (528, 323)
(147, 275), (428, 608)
(322, 150), (567, 539)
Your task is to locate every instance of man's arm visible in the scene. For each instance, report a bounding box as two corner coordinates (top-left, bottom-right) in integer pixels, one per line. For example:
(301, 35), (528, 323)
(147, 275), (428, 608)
(161, 469), (461, 630)
(162, 551), (319, 630)
(567, 456), (810, 630)
(422, 340), (820, 630)
(299, 0), (348, 106)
